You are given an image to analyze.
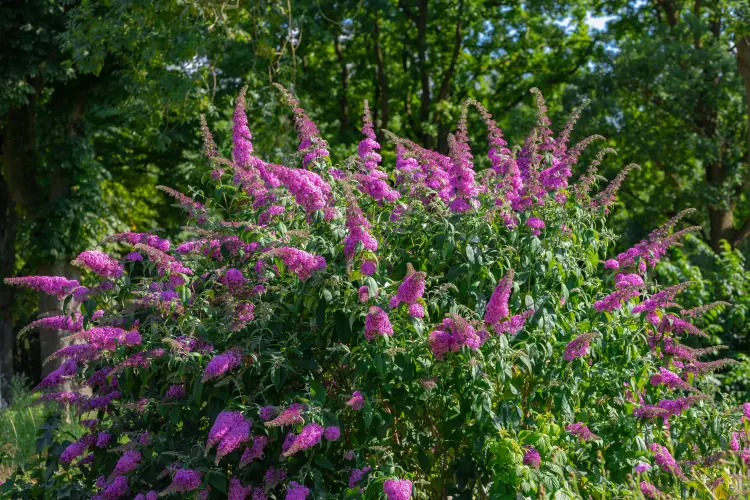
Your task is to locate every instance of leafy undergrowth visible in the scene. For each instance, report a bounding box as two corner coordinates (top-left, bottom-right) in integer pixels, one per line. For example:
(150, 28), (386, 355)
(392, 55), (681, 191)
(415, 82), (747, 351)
(0, 376), (84, 483)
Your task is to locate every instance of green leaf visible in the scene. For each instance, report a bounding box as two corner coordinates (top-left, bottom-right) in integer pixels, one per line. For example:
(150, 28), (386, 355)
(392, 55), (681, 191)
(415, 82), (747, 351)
(374, 354), (385, 377)
(310, 380), (327, 404)
(291, 358), (322, 371)
(192, 379), (203, 404)
(442, 240), (455, 260)
(525, 294), (535, 308)
(208, 474), (227, 494)
(314, 455), (335, 470)
(518, 355), (532, 373)
(466, 245), (475, 263)
(587, 250), (599, 268)
(169, 406), (181, 425)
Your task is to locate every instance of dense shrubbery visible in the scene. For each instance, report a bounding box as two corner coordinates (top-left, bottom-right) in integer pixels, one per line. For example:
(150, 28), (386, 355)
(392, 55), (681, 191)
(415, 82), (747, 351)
(2, 86), (749, 499)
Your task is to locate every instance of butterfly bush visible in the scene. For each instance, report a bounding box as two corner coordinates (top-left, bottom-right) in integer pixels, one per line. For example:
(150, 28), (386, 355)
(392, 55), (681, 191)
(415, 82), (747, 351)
(3, 86), (749, 500)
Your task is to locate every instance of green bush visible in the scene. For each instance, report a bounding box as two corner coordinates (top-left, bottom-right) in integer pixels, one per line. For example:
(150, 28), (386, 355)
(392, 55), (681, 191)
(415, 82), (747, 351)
(2, 87), (748, 499)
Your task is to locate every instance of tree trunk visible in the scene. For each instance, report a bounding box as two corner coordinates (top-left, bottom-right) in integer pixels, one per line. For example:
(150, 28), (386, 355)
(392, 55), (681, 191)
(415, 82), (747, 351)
(36, 262), (79, 377)
(374, 16), (390, 135)
(2, 96), (41, 217)
(334, 36), (349, 136)
(709, 205), (734, 251)
(734, 36), (750, 246)
(0, 175), (16, 403)
(695, 10), (730, 252)
(1, 78), (42, 395)
(435, 0), (464, 153)
(416, 0), (431, 148)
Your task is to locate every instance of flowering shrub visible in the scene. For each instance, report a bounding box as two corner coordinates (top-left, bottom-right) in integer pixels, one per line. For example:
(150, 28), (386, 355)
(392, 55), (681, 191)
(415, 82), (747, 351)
(3, 86), (749, 499)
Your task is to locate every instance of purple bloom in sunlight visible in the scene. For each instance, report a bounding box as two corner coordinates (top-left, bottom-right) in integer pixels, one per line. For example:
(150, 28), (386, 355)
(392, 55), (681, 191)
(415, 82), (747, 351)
(360, 260), (377, 276)
(346, 391), (365, 411)
(125, 252), (143, 262)
(640, 481), (663, 499)
(564, 333), (597, 361)
(634, 463), (651, 473)
(526, 217), (545, 236)
(343, 197), (378, 258)
(383, 479), (412, 500)
(523, 446), (541, 468)
(566, 422), (600, 441)
(429, 315), (481, 359)
(603, 259), (620, 269)
(485, 269), (514, 325)
(593, 286), (641, 312)
(4, 276), (80, 299)
(264, 247), (326, 281)
(364, 306), (393, 340)
(206, 411), (251, 464)
(285, 481), (310, 500)
(614, 273), (643, 289)
(72, 250), (124, 278)
(265, 403), (305, 427)
(281, 423), (323, 457)
(394, 271), (426, 305)
(324, 426), (340, 441)
(232, 86), (256, 169)
(408, 303), (424, 318)
(202, 349), (243, 382)
(358, 101), (381, 170)
(165, 469), (201, 494)
(650, 443), (684, 479)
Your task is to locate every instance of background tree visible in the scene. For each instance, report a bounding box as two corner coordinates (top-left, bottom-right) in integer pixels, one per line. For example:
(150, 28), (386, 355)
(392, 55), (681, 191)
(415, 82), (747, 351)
(568, 0), (750, 252)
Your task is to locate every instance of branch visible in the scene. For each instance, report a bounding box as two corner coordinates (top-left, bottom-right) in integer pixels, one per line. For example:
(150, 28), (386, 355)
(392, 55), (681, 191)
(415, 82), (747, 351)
(732, 217), (750, 247)
(1, 75), (43, 215)
(435, 0), (464, 103)
(398, 0), (418, 23)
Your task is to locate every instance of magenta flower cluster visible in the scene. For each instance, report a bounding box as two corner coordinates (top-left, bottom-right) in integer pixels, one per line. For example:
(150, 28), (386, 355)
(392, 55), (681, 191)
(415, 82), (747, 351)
(429, 315), (481, 359)
(264, 247), (326, 281)
(202, 349), (243, 382)
(206, 411), (251, 464)
(383, 479), (413, 500)
(566, 422), (600, 441)
(72, 250), (124, 278)
(364, 306), (393, 340)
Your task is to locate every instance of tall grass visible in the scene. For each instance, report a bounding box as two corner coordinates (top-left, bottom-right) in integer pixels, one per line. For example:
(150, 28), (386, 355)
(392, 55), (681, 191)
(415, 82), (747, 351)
(0, 375), (83, 482)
